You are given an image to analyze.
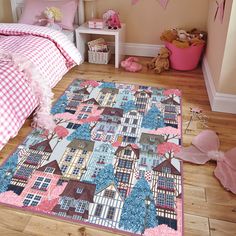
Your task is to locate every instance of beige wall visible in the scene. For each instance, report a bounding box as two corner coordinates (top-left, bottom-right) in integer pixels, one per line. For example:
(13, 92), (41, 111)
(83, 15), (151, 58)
(206, 0), (236, 95)
(96, 0), (209, 44)
(0, 0), (12, 22)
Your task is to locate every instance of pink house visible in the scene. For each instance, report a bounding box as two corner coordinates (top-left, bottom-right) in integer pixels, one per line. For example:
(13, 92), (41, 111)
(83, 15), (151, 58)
(19, 160), (66, 208)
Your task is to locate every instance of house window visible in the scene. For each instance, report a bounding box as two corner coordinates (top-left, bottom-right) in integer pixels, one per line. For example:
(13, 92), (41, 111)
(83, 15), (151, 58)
(75, 201), (87, 213)
(116, 172), (130, 183)
(82, 150), (88, 155)
(157, 193), (165, 206)
(94, 204), (103, 217)
(70, 148), (77, 153)
(65, 155), (73, 162)
(106, 134), (112, 141)
(102, 145), (108, 152)
(67, 123), (80, 130)
(133, 119), (138, 125)
(44, 167), (55, 174)
(32, 177), (51, 190)
(139, 170), (145, 178)
(73, 168), (80, 175)
(152, 159), (159, 168)
(61, 165), (68, 173)
(140, 157), (147, 165)
(108, 126), (115, 132)
(118, 189), (127, 198)
(99, 124), (105, 131)
(76, 187), (83, 194)
(124, 118), (130, 123)
(78, 158), (84, 164)
(82, 106), (92, 112)
(95, 133), (101, 139)
(124, 149), (132, 156)
(106, 207), (116, 220)
(166, 195), (175, 208)
(23, 194), (42, 207)
(78, 113), (88, 120)
(60, 198), (71, 210)
(131, 127), (136, 134)
(122, 126), (128, 132)
(25, 154), (42, 165)
(118, 159), (133, 169)
(162, 166), (171, 174)
(104, 190), (115, 198)
(158, 176), (174, 190)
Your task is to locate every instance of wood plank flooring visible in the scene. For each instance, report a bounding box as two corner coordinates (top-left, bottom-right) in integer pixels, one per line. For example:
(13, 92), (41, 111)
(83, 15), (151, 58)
(0, 58), (236, 236)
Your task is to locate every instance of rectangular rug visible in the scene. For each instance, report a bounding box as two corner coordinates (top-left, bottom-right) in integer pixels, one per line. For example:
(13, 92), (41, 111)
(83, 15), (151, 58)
(0, 79), (183, 236)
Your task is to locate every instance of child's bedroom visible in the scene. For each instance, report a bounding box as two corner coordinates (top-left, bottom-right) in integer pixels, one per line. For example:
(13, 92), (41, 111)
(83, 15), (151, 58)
(0, 0), (235, 235)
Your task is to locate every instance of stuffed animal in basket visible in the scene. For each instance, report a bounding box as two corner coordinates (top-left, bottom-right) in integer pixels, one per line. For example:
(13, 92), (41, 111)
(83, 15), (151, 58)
(121, 57), (142, 72)
(39, 7), (62, 31)
(147, 47), (171, 73)
(103, 10), (121, 30)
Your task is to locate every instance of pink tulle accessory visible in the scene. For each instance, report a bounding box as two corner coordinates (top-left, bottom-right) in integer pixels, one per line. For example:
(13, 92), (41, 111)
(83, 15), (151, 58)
(176, 130), (236, 194)
(121, 57), (142, 72)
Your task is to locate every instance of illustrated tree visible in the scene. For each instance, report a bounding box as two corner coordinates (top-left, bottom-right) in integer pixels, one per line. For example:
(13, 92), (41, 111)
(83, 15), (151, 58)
(67, 123), (91, 141)
(150, 127), (180, 142)
(80, 80), (100, 92)
(93, 164), (118, 192)
(0, 152), (18, 193)
(119, 177), (158, 233)
(122, 100), (137, 113)
(157, 142), (181, 159)
(163, 89), (181, 100)
(51, 94), (68, 115)
(142, 106), (165, 130)
(99, 82), (116, 89)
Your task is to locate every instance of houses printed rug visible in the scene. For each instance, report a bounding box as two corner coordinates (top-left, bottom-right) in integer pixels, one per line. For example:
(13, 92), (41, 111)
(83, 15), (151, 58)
(0, 79), (183, 236)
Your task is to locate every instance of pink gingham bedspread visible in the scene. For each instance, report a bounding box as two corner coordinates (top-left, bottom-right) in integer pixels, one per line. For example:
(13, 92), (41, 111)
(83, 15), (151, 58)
(0, 23), (82, 150)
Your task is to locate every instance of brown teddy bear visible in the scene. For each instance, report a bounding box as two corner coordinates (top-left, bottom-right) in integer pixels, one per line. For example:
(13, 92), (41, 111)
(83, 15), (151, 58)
(147, 47), (171, 73)
(160, 29), (178, 43)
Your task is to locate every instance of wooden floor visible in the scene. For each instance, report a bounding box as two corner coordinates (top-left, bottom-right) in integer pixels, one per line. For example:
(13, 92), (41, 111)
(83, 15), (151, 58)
(0, 58), (236, 236)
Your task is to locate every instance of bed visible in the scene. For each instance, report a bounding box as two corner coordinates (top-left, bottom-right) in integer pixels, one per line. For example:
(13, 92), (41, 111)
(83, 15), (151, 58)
(0, 0), (85, 150)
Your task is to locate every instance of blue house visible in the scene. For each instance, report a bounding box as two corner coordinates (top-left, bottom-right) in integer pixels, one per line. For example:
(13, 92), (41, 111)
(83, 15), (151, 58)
(113, 89), (134, 109)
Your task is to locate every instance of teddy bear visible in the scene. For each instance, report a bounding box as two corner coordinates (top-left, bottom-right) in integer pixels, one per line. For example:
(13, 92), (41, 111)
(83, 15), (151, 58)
(147, 47), (171, 73)
(160, 29), (178, 43)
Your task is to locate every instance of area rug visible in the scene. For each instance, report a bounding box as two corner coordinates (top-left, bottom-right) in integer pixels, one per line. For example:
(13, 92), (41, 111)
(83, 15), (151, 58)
(0, 79), (183, 236)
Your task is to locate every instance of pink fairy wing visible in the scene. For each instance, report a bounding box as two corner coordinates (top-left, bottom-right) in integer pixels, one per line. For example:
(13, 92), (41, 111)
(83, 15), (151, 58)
(214, 160), (236, 194)
(175, 145), (210, 164)
(224, 147), (236, 171)
(192, 130), (220, 153)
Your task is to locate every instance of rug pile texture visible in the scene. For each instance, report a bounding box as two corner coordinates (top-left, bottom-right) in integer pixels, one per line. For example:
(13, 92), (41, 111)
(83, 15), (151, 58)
(0, 79), (183, 235)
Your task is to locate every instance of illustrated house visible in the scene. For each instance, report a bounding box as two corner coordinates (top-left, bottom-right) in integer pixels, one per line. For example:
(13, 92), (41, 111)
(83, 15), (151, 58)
(89, 182), (124, 228)
(20, 160), (63, 207)
(82, 142), (115, 182)
(138, 133), (165, 182)
(151, 159), (181, 230)
(52, 180), (96, 220)
(91, 107), (123, 143)
(65, 88), (90, 114)
(134, 90), (152, 114)
(161, 97), (180, 128)
(113, 89), (134, 108)
(151, 88), (164, 107)
(59, 139), (95, 180)
(96, 87), (119, 107)
(114, 145), (140, 198)
(117, 110), (143, 145)
(8, 140), (53, 195)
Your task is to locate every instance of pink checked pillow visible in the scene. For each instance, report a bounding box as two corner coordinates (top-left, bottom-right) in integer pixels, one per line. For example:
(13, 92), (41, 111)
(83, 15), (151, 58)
(19, 0), (78, 30)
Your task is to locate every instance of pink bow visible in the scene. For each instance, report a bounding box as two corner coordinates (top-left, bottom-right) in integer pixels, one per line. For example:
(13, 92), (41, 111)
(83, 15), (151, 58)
(176, 130), (236, 194)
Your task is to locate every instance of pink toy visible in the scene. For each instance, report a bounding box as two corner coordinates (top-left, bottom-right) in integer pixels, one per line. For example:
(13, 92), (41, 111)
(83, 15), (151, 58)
(103, 10), (121, 30)
(121, 57), (142, 72)
(176, 130), (236, 194)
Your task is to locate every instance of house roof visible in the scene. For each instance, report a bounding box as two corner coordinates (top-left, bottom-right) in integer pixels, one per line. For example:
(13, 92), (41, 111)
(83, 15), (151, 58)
(101, 107), (123, 117)
(100, 87), (119, 94)
(73, 88), (90, 95)
(153, 159), (181, 175)
(115, 144), (140, 159)
(161, 97), (180, 105)
(37, 160), (62, 175)
(59, 180), (96, 202)
(134, 90), (152, 97)
(30, 140), (53, 153)
(140, 133), (164, 145)
(82, 98), (99, 105)
(67, 139), (95, 151)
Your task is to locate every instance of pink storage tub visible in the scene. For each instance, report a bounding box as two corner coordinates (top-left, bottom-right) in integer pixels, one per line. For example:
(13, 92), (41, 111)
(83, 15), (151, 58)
(165, 42), (204, 71)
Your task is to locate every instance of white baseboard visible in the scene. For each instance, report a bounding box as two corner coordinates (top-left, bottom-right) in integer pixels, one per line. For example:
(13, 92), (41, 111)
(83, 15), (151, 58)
(108, 42), (163, 57)
(202, 56), (236, 114)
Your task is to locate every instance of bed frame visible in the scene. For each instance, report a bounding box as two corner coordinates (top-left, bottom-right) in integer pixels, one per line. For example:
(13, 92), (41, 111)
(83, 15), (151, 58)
(10, 0), (85, 25)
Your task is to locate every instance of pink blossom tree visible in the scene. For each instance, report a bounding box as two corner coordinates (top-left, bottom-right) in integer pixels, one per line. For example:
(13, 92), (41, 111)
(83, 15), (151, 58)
(157, 142), (181, 159)
(80, 80), (99, 92)
(163, 89), (181, 99)
(0, 191), (22, 206)
(144, 224), (181, 236)
(149, 127), (180, 142)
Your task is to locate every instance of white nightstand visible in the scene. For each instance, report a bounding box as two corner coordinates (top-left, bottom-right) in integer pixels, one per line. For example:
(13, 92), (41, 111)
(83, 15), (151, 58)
(76, 23), (126, 68)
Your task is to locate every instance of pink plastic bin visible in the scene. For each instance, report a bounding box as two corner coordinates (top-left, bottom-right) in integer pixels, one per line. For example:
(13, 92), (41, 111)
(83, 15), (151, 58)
(165, 42), (204, 71)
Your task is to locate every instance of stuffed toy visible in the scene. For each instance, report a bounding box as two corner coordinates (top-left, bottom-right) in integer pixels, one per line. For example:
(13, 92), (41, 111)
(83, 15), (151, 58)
(103, 10), (121, 30)
(121, 57), (142, 72)
(147, 47), (171, 73)
(160, 29), (178, 43)
(39, 7), (62, 31)
(172, 39), (190, 48)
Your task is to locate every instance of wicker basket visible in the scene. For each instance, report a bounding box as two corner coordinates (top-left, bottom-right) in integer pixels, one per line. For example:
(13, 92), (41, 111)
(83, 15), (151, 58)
(88, 49), (111, 64)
